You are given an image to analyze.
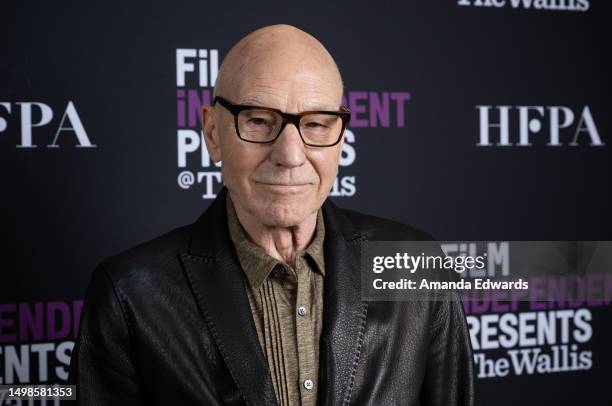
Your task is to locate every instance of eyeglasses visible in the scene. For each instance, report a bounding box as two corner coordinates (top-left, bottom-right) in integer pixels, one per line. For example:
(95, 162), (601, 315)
(213, 96), (350, 147)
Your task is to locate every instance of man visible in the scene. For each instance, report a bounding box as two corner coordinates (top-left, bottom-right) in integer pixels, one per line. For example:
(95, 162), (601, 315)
(69, 24), (474, 405)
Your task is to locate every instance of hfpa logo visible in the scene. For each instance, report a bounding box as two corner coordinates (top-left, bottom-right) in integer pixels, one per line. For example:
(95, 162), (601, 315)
(476, 105), (604, 147)
(0, 101), (95, 148)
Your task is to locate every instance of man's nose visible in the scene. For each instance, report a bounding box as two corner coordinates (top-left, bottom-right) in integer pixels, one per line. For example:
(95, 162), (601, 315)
(269, 123), (307, 167)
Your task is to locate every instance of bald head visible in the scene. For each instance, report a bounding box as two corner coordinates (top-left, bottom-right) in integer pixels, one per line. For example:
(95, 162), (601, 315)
(201, 24), (347, 231)
(214, 24), (344, 107)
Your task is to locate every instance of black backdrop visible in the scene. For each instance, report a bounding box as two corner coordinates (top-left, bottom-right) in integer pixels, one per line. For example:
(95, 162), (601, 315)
(2, 1), (611, 405)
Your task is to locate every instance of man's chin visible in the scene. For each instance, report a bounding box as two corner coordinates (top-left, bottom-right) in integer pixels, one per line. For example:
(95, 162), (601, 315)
(255, 202), (315, 228)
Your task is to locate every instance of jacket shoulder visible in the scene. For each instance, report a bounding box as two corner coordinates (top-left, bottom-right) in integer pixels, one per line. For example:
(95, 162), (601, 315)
(97, 224), (192, 282)
(339, 208), (434, 242)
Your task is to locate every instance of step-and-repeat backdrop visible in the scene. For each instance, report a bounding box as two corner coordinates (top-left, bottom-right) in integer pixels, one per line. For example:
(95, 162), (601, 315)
(3, 1), (610, 405)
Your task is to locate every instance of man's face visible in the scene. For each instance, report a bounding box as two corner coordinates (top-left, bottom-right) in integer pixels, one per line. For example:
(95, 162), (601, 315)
(208, 51), (344, 228)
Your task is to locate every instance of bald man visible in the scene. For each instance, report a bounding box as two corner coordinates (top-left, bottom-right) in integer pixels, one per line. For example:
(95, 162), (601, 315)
(69, 25), (474, 405)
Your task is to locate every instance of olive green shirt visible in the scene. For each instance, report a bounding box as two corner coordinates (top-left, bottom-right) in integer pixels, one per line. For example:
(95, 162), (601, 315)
(226, 195), (325, 406)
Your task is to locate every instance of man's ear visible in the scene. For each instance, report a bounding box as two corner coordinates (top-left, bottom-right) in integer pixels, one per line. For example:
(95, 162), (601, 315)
(201, 104), (222, 163)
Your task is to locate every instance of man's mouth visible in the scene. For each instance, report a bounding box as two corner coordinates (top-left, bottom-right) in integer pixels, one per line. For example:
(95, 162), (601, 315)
(253, 180), (315, 187)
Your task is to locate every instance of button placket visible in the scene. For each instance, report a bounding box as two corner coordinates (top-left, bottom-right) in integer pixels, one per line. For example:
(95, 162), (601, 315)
(295, 255), (317, 401)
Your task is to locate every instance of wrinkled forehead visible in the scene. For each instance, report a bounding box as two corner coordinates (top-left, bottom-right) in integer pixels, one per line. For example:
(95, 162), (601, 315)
(233, 68), (343, 112)
(216, 33), (343, 111)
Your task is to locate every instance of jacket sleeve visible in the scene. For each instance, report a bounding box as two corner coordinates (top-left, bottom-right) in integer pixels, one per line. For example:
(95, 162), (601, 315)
(69, 264), (144, 405)
(420, 290), (475, 406)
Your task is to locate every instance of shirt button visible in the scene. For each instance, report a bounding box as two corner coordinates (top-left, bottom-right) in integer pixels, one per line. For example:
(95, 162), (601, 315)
(297, 305), (307, 316)
(303, 379), (314, 390)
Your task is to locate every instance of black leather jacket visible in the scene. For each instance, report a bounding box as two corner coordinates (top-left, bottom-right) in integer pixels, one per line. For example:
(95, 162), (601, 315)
(69, 187), (474, 405)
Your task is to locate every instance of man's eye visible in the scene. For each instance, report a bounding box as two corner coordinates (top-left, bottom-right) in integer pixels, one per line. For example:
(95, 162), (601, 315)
(248, 117), (269, 126)
(305, 121), (328, 128)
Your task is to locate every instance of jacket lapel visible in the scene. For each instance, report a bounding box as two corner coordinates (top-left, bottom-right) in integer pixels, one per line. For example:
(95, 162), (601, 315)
(179, 188), (277, 406)
(319, 199), (369, 406)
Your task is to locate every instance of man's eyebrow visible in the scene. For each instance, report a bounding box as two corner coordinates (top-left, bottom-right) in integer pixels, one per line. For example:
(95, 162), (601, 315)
(236, 97), (340, 111)
(236, 96), (270, 106)
(306, 104), (342, 111)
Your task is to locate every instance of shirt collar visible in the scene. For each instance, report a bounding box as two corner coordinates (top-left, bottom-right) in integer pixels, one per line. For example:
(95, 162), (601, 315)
(226, 193), (326, 289)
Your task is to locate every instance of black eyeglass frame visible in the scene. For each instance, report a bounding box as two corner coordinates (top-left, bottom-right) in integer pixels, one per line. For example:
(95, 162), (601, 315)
(213, 95), (350, 147)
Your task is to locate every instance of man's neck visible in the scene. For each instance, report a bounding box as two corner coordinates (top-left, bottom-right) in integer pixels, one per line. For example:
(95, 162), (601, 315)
(230, 195), (317, 268)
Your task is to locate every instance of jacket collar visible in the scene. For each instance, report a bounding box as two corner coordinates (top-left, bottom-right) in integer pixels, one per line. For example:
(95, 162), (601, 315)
(180, 186), (368, 406)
